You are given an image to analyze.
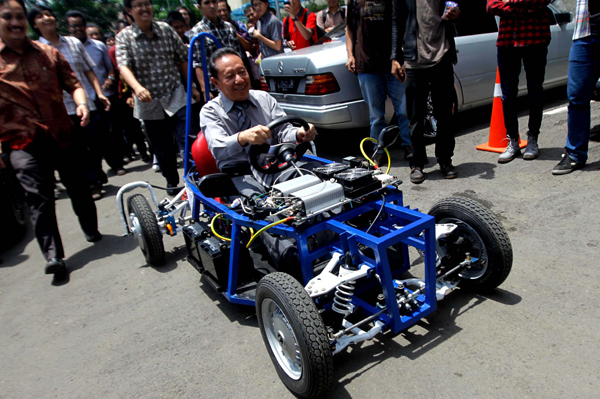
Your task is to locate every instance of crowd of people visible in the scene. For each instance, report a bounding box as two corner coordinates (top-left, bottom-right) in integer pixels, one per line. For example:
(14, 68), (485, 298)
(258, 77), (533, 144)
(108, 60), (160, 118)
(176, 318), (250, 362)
(1, 0), (598, 279)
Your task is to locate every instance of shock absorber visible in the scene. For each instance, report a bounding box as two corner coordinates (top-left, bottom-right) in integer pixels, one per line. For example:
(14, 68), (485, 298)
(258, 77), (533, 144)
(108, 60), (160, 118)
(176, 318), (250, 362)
(332, 266), (356, 316)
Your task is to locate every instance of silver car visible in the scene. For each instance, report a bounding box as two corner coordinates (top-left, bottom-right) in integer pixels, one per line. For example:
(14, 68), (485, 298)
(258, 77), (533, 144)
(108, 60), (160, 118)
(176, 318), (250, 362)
(259, 1), (574, 130)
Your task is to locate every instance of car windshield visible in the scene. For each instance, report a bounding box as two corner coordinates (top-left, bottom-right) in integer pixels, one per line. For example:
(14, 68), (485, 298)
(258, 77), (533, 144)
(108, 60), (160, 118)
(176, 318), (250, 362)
(314, 23), (346, 45)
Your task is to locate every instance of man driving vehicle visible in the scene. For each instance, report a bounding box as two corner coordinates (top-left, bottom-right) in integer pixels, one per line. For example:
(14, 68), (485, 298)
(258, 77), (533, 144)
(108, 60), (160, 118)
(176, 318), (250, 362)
(199, 47), (317, 273)
(200, 47), (317, 195)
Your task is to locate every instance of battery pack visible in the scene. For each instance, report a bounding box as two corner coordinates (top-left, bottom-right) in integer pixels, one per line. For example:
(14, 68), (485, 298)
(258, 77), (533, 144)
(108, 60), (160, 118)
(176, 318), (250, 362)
(183, 222), (255, 292)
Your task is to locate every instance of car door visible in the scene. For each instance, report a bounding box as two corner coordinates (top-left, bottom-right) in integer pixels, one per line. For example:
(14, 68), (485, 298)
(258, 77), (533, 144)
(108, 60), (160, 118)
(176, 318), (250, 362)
(453, 0), (500, 109)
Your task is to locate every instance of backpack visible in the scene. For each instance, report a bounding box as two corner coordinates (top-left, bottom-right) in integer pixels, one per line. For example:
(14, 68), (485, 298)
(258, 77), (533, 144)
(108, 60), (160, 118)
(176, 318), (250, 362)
(283, 9), (317, 44)
(316, 7), (346, 39)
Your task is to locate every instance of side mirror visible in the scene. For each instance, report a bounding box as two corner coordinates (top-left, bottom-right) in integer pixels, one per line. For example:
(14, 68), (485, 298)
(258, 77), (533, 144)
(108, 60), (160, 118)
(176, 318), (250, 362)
(196, 173), (240, 198)
(376, 125), (400, 152)
(554, 12), (572, 25)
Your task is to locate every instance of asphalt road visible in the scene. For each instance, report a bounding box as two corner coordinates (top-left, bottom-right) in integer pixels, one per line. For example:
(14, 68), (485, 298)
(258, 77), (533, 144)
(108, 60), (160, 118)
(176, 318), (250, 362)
(1, 89), (599, 399)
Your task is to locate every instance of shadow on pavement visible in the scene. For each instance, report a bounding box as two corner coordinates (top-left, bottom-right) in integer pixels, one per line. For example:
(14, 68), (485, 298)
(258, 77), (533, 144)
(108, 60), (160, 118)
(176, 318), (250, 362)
(66, 233), (138, 275)
(198, 280), (259, 328)
(425, 161), (497, 181)
(0, 218), (34, 268)
(327, 288), (522, 398)
(139, 244), (188, 273)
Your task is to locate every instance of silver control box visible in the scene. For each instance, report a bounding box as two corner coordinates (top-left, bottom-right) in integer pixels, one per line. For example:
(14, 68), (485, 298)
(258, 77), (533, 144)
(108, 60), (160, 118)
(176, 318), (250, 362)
(272, 174), (322, 196)
(290, 181), (345, 215)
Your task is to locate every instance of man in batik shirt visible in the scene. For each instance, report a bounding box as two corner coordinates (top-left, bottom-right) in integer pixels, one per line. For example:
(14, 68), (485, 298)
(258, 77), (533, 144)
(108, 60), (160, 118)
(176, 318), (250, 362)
(0, 0), (100, 279)
(116, 0), (199, 195)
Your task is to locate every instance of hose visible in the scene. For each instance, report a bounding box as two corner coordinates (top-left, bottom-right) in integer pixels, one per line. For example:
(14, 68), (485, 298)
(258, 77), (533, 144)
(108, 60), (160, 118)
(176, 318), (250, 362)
(360, 137), (391, 174)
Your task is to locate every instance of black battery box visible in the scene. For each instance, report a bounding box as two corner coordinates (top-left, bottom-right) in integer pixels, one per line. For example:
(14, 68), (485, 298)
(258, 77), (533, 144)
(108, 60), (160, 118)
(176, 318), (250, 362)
(183, 221), (255, 292)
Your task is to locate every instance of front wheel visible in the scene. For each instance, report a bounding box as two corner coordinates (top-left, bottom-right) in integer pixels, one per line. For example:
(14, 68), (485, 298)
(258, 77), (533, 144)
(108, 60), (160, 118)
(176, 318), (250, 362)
(128, 194), (165, 266)
(429, 197), (513, 293)
(256, 272), (333, 398)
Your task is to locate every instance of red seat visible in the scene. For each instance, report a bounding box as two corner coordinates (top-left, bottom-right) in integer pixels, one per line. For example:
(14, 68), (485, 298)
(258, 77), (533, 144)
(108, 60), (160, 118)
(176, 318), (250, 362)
(191, 132), (220, 178)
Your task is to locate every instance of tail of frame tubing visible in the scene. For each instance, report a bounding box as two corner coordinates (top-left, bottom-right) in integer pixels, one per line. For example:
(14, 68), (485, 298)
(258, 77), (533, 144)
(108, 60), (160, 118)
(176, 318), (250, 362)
(185, 33), (223, 176)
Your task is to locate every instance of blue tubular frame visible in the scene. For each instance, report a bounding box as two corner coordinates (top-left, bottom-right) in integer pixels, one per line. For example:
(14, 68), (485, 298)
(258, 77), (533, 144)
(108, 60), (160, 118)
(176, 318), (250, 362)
(185, 33), (222, 177)
(183, 39), (438, 333)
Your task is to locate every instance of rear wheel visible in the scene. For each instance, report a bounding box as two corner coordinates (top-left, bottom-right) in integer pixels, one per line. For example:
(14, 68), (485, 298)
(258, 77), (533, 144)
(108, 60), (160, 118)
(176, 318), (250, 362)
(256, 272), (333, 398)
(428, 197), (513, 292)
(128, 194), (165, 266)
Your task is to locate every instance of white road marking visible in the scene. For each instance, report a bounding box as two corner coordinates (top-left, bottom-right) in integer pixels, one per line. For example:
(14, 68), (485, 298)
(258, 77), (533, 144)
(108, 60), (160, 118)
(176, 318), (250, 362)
(544, 106), (568, 115)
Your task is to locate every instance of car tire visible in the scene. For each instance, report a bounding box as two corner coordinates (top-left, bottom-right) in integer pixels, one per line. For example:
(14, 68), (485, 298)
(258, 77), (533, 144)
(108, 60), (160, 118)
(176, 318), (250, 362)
(428, 197), (513, 293)
(256, 272), (333, 398)
(127, 194), (165, 266)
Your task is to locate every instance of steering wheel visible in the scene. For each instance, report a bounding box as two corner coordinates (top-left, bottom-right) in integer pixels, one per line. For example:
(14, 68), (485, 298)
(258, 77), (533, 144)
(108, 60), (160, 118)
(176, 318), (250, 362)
(249, 116), (312, 175)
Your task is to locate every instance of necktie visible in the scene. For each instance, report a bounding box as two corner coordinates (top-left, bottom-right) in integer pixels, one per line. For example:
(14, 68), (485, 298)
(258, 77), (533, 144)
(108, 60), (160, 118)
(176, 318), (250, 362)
(234, 101), (251, 132)
(232, 101), (275, 187)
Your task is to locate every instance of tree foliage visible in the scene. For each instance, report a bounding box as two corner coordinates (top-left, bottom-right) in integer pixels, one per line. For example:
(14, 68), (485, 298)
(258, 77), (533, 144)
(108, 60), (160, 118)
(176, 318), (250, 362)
(25, 0), (202, 36)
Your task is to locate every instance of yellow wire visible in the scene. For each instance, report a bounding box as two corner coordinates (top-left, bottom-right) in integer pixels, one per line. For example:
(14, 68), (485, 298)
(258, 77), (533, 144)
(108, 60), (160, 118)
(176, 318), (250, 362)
(246, 218), (293, 248)
(360, 137), (391, 174)
(211, 213), (230, 242)
(210, 213), (255, 242)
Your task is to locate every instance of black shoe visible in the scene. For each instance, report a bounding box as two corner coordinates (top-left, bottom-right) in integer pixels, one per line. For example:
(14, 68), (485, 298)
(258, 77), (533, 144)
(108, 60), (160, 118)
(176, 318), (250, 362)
(45, 258), (67, 275)
(410, 167), (425, 184)
(167, 183), (179, 196)
(140, 153), (151, 163)
(403, 145), (413, 160)
(114, 168), (127, 176)
(91, 186), (102, 201)
(98, 171), (108, 185)
(84, 230), (103, 242)
(440, 164), (458, 179)
(552, 153), (584, 175)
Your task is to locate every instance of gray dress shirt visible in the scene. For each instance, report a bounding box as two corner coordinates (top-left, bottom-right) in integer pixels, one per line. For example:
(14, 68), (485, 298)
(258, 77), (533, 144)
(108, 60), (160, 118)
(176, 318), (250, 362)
(200, 90), (298, 187)
(257, 13), (284, 59)
(116, 21), (188, 120)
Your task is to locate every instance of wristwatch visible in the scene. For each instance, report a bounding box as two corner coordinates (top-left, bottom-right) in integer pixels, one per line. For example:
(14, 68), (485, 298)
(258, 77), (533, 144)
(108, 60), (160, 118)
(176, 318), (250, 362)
(77, 102), (89, 108)
(292, 16), (299, 21)
(108, 75), (116, 81)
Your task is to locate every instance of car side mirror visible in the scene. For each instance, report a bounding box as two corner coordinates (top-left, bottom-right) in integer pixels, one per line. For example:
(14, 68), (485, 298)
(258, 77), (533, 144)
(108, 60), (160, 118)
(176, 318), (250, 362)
(196, 173), (240, 198)
(554, 12), (572, 25)
(376, 125), (400, 152)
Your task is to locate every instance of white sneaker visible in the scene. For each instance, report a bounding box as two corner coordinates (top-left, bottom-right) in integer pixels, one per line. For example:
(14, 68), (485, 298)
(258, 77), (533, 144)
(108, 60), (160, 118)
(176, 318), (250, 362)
(498, 138), (521, 164)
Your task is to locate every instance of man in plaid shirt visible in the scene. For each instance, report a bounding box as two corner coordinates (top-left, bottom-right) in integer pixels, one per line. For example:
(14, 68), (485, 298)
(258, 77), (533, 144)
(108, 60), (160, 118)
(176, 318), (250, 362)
(487, 0), (551, 163)
(117, 0), (199, 195)
(191, 0), (239, 100)
(553, 0), (600, 175)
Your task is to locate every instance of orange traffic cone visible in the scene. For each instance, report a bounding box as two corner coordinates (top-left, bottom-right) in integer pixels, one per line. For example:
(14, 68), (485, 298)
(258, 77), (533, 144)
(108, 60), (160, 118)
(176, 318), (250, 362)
(476, 68), (527, 153)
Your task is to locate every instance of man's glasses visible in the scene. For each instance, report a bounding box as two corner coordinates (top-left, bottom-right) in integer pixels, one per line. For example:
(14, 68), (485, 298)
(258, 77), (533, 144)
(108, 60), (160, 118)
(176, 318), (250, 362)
(131, 2), (152, 9)
(68, 23), (84, 28)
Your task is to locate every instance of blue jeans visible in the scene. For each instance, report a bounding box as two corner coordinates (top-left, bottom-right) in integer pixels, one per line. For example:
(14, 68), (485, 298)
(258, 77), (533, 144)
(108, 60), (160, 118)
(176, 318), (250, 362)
(357, 73), (410, 151)
(566, 36), (600, 164)
(497, 44), (548, 140)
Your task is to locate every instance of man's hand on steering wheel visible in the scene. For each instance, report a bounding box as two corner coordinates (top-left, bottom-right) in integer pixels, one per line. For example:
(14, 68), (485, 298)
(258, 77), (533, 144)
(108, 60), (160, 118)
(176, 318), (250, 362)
(238, 125), (272, 147)
(297, 123), (317, 142)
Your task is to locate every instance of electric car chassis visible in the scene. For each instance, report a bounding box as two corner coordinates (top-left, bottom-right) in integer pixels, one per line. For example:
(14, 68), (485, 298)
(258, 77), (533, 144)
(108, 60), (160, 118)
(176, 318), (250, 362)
(116, 116), (513, 398)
